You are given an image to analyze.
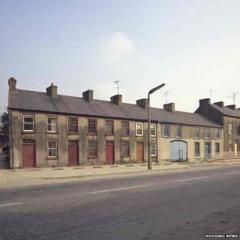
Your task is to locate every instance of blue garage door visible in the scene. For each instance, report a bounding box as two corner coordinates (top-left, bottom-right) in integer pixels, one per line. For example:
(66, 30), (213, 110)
(170, 141), (187, 161)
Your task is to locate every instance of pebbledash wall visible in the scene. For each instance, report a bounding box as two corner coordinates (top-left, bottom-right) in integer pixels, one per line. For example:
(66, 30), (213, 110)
(8, 77), (224, 168)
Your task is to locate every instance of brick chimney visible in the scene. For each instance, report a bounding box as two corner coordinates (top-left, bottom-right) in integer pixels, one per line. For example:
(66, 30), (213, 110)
(111, 94), (122, 105)
(199, 98), (211, 106)
(82, 90), (93, 102)
(163, 103), (175, 112)
(46, 83), (57, 97)
(214, 101), (224, 107)
(8, 77), (17, 91)
(226, 104), (236, 110)
(136, 98), (149, 109)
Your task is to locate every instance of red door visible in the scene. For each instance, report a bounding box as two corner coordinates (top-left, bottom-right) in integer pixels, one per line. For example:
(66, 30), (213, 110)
(137, 142), (144, 162)
(68, 141), (79, 166)
(106, 141), (114, 164)
(22, 142), (35, 168)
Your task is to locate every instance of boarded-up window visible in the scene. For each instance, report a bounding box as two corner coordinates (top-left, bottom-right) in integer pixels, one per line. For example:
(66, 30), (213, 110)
(88, 140), (97, 158)
(121, 141), (129, 157)
(68, 117), (78, 133)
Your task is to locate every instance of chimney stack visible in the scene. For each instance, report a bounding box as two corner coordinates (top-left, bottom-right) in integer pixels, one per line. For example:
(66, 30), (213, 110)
(136, 98), (149, 109)
(226, 104), (236, 110)
(46, 83), (58, 97)
(111, 94), (122, 105)
(214, 101), (224, 107)
(163, 103), (175, 112)
(199, 98), (210, 106)
(8, 77), (17, 91)
(82, 90), (93, 102)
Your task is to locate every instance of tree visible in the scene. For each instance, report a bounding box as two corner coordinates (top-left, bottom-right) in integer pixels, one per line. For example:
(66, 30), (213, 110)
(0, 112), (9, 146)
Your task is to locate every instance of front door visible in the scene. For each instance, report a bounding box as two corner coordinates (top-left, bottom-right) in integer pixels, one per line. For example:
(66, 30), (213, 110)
(22, 141), (35, 168)
(106, 141), (114, 164)
(170, 141), (187, 161)
(137, 142), (144, 162)
(68, 141), (79, 166)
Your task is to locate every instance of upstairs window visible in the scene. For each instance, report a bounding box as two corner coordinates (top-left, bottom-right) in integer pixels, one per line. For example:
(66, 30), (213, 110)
(48, 116), (57, 132)
(106, 119), (114, 136)
(136, 123), (143, 136)
(150, 124), (156, 137)
(88, 119), (97, 134)
(68, 117), (78, 133)
(23, 115), (34, 132)
(122, 121), (129, 136)
(228, 123), (233, 135)
(205, 128), (210, 139)
(194, 127), (200, 139)
(215, 128), (221, 139)
(163, 124), (170, 137)
(176, 125), (182, 138)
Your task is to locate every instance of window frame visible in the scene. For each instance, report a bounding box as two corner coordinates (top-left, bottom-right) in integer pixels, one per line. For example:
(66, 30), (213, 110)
(122, 120), (129, 136)
(47, 140), (58, 158)
(150, 124), (156, 137)
(47, 116), (57, 133)
(205, 128), (210, 139)
(215, 142), (220, 154)
(176, 125), (182, 138)
(163, 124), (170, 137)
(136, 122), (143, 136)
(88, 140), (97, 159)
(194, 142), (200, 156)
(68, 117), (78, 134)
(150, 141), (157, 157)
(88, 119), (97, 135)
(121, 141), (129, 158)
(228, 123), (233, 135)
(215, 128), (221, 139)
(23, 114), (35, 132)
(194, 127), (200, 139)
(105, 119), (114, 136)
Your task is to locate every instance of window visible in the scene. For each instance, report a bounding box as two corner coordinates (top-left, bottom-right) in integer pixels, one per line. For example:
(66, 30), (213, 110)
(151, 142), (157, 156)
(229, 144), (233, 153)
(194, 142), (200, 156)
(47, 140), (57, 157)
(88, 140), (97, 158)
(215, 128), (221, 139)
(215, 143), (220, 154)
(176, 125), (182, 138)
(136, 123), (143, 136)
(106, 120), (114, 135)
(122, 121), (129, 136)
(88, 119), (97, 134)
(150, 124), (156, 137)
(48, 116), (57, 132)
(228, 123), (233, 135)
(194, 127), (200, 139)
(163, 124), (170, 137)
(68, 117), (78, 133)
(205, 128), (210, 139)
(121, 141), (129, 157)
(23, 115), (34, 132)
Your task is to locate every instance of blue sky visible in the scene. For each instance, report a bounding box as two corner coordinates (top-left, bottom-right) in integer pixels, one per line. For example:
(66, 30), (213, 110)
(1, 0), (240, 113)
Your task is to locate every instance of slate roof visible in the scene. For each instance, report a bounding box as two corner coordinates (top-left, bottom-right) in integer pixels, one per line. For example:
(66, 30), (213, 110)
(211, 104), (240, 118)
(8, 89), (221, 128)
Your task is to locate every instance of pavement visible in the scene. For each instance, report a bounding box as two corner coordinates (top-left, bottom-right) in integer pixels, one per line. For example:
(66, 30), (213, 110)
(0, 165), (240, 240)
(0, 158), (240, 189)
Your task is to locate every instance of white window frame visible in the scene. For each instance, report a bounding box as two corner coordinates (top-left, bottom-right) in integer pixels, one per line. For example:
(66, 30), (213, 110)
(47, 140), (57, 157)
(150, 142), (157, 156)
(136, 122), (143, 136)
(23, 115), (34, 132)
(176, 125), (182, 138)
(150, 124), (156, 137)
(228, 123), (233, 135)
(47, 116), (57, 133)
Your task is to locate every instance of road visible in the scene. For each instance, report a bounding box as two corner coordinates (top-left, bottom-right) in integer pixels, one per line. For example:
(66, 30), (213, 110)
(0, 166), (240, 240)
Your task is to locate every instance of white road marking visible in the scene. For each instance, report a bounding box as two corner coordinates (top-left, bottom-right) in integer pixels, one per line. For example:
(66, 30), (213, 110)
(224, 171), (240, 175)
(173, 176), (209, 183)
(0, 202), (23, 208)
(89, 184), (151, 194)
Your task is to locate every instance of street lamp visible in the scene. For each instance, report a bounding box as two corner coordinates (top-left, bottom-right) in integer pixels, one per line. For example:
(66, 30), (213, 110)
(148, 83), (166, 170)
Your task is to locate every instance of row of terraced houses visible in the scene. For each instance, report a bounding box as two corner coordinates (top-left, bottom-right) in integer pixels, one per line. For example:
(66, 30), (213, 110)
(7, 78), (240, 168)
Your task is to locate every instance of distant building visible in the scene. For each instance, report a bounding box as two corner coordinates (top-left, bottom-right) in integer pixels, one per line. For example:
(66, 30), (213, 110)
(8, 78), (223, 169)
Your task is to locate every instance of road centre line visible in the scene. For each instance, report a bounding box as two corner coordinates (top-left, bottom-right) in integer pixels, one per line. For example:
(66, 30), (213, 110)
(172, 176), (209, 183)
(0, 202), (23, 208)
(89, 184), (151, 194)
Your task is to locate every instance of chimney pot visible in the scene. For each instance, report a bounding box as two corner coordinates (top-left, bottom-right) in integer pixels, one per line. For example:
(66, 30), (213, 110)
(111, 94), (122, 105)
(82, 90), (93, 102)
(8, 77), (17, 91)
(214, 101), (224, 107)
(163, 103), (175, 112)
(226, 104), (236, 110)
(46, 83), (57, 97)
(136, 98), (149, 109)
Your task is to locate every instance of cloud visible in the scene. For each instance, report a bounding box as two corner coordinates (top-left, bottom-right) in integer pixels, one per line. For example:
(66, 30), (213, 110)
(100, 32), (136, 64)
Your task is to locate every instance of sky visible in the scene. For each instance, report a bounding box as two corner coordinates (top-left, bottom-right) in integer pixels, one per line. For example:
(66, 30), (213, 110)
(0, 0), (240, 113)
